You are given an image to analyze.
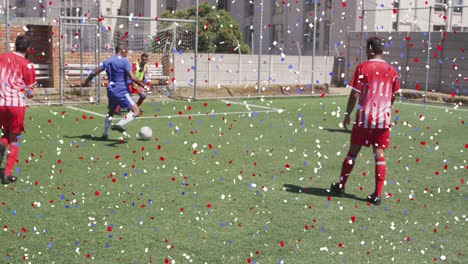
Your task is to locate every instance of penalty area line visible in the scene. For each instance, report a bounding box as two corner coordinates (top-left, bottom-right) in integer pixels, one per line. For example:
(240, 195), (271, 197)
(222, 100), (283, 111)
(67, 106), (107, 118)
(67, 106), (285, 120)
(138, 109), (285, 119)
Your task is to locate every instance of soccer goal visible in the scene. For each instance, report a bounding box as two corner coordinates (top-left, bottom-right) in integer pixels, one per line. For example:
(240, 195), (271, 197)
(59, 15), (196, 104)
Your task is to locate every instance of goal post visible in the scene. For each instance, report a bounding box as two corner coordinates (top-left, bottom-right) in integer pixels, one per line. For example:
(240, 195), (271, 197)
(99, 15), (197, 93)
(59, 15), (196, 104)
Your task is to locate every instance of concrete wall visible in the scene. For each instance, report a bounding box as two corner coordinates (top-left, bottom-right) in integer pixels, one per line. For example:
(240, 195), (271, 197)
(173, 53), (334, 87)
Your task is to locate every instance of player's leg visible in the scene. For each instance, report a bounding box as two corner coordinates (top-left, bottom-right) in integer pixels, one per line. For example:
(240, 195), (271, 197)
(331, 125), (366, 196)
(0, 107), (9, 166)
(136, 92), (146, 107)
(366, 129), (390, 205)
(1, 107), (24, 184)
(371, 147), (386, 199)
(113, 93), (140, 133)
(0, 132), (7, 167)
(2, 132), (20, 183)
(102, 95), (118, 139)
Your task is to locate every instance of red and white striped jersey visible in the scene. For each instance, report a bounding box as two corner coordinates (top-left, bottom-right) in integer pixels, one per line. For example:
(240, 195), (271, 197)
(0, 52), (36, 107)
(349, 59), (400, 129)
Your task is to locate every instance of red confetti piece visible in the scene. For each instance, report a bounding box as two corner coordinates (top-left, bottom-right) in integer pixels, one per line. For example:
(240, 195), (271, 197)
(338, 243), (343, 247)
(464, 144), (468, 149)
(350, 216), (356, 223)
(160, 156), (165, 161)
(413, 57), (419, 63)
(179, 207), (184, 212)
(342, 2), (346, 7)
(285, 164), (290, 169)
(420, 141), (426, 145)
(206, 203), (212, 208)
(94, 191), (100, 196)
(115, 155), (120, 159)
(107, 226), (112, 232)
(279, 241), (284, 247)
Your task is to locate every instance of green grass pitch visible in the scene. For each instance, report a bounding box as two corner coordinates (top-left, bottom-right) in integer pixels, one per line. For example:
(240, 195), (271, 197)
(1, 96), (467, 263)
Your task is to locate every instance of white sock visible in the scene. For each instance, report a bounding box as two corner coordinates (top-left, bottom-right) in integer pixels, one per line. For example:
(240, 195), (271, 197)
(103, 115), (112, 135)
(117, 111), (135, 127)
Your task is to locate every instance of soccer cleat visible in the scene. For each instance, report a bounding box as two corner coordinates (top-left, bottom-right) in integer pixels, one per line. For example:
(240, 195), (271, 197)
(366, 194), (381, 205)
(111, 125), (126, 133)
(1, 171), (17, 185)
(330, 182), (345, 197)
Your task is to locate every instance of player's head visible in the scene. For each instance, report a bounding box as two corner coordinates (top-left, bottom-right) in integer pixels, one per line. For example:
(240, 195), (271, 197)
(15, 35), (32, 53)
(115, 45), (128, 57)
(140, 53), (149, 64)
(366, 36), (384, 58)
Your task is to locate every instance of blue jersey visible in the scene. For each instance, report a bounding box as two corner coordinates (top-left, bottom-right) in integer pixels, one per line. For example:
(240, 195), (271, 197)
(100, 55), (132, 97)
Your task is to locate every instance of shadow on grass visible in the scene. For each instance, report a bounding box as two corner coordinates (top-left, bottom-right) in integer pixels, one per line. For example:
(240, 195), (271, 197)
(64, 134), (128, 147)
(283, 184), (367, 202)
(324, 128), (351, 134)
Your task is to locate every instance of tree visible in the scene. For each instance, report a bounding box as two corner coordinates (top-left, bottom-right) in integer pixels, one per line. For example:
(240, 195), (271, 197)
(160, 3), (251, 54)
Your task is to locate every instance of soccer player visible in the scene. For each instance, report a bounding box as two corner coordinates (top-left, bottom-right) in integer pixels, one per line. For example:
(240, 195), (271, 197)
(115, 53), (149, 114)
(0, 35), (36, 184)
(82, 45), (149, 140)
(330, 36), (400, 205)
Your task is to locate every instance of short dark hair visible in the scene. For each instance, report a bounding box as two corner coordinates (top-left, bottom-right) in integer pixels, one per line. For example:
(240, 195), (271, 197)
(367, 36), (384, 55)
(15, 35), (31, 53)
(115, 45), (123, 54)
(141, 53), (149, 58)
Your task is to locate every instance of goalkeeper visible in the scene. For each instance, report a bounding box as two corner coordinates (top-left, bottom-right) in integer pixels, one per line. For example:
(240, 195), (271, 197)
(116, 53), (149, 113)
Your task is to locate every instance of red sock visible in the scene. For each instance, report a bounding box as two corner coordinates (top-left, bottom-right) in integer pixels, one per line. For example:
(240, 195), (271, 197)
(4, 143), (19, 176)
(374, 157), (386, 197)
(339, 152), (357, 187)
(1, 137), (8, 147)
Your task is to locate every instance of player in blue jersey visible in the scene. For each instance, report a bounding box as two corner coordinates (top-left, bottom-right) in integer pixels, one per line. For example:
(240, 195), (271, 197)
(82, 45), (149, 139)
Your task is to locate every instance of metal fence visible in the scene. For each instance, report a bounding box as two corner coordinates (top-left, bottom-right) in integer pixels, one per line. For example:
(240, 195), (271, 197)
(349, 6), (468, 98)
(57, 15), (197, 104)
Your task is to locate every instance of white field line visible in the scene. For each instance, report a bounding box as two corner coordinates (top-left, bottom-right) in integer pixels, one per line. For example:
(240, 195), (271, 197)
(67, 106), (107, 117)
(399, 102), (468, 112)
(67, 106), (284, 120)
(222, 99), (283, 111)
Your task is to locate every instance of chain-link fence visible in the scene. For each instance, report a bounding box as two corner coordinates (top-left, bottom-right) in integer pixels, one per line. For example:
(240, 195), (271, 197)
(348, 6), (468, 97)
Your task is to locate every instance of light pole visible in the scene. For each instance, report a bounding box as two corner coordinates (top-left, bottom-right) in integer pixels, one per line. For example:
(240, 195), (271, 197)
(194, 0), (199, 99)
(256, 0), (263, 97)
(311, 0), (317, 93)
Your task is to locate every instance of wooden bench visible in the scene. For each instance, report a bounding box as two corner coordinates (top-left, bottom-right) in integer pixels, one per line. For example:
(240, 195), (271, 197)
(63, 63), (170, 95)
(33, 64), (50, 80)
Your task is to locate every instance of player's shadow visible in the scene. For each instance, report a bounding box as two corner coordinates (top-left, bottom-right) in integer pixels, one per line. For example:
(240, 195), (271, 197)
(64, 134), (127, 147)
(324, 128), (351, 134)
(283, 184), (367, 202)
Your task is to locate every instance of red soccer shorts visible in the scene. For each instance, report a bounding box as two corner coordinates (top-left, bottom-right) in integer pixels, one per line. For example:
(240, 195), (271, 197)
(128, 84), (145, 95)
(350, 125), (390, 149)
(0, 106), (26, 133)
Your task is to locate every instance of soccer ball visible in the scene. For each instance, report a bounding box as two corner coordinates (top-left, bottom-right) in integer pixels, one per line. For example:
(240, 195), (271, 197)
(138, 126), (152, 140)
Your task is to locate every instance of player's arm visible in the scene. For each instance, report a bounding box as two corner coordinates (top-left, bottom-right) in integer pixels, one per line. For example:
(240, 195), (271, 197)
(25, 84), (37, 99)
(127, 70), (149, 91)
(82, 66), (104, 87)
(391, 73), (401, 107)
(23, 63), (37, 98)
(343, 89), (359, 130)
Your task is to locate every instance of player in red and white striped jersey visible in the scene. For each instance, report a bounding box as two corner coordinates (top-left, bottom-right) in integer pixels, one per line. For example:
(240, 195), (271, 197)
(0, 35), (36, 184)
(330, 36), (400, 205)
